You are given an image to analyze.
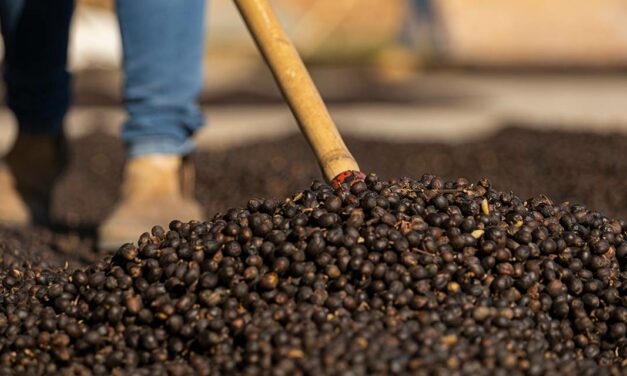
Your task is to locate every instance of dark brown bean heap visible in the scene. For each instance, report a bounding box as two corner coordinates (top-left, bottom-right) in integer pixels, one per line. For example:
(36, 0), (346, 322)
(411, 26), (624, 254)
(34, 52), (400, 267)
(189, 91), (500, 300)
(1, 174), (626, 375)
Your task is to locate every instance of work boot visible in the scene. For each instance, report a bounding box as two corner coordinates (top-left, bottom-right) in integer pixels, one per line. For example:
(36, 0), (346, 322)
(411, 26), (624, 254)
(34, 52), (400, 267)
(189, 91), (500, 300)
(1, 133), (67, 226)
(98, 154), (205, 251)
(0, 162), (31, 227)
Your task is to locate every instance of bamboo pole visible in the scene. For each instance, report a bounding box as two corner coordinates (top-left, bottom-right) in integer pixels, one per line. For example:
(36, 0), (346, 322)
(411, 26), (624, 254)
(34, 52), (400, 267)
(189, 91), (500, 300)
(233, 0), (360, 182)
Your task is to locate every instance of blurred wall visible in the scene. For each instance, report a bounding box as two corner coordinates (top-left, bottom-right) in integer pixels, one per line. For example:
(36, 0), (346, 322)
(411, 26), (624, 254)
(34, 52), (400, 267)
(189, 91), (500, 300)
(436, 0), (627, 67)
(210, 0), (403, 60)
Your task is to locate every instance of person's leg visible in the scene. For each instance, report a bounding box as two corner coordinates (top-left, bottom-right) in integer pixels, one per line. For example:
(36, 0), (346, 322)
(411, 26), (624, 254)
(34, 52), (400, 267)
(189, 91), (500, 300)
(0, 0), (74, 133)
(116, 0), (206, 157)
(404, 0), (441, 55)
(0, 0), (74, 226)
(100, 0), (207, 249)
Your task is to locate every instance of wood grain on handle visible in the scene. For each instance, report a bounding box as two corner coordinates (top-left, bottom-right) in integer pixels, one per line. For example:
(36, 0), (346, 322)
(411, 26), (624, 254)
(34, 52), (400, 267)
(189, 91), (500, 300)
(233, 0), (360, 182)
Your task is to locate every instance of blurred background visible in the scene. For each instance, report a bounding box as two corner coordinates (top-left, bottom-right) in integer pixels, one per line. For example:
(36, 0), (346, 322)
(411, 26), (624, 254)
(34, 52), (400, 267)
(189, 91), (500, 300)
(71, 0), (627, 69)
(9, 0), (623, 145)
(0, 0), (623, 142)
(0, 0), (626, 244)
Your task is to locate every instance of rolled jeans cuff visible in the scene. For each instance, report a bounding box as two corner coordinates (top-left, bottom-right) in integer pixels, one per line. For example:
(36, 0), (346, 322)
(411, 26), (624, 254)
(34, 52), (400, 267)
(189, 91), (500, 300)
(126, 137), (195, 158)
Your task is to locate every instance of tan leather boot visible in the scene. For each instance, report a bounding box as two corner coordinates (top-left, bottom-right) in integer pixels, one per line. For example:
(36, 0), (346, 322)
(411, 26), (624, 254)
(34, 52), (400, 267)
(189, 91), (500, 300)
(2, 134), (66, 226)
(98, 154), (205, 251)
(0, 162), (31, 227)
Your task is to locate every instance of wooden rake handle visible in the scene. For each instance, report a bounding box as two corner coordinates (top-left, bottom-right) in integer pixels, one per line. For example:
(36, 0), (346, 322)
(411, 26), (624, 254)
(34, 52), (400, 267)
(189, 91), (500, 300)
(233, 0), (364, 187)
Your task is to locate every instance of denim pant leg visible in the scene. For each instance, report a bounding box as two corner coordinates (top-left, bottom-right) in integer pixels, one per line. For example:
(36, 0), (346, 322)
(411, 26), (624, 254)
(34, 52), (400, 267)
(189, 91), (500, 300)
(0, 0), (74, 134)
(116, 0), (207, 157)
(412, 0), (435, 20)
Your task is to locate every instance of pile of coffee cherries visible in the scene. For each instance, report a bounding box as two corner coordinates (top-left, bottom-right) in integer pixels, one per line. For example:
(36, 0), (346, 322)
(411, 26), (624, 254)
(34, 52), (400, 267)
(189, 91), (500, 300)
(0, 174), (625, 375)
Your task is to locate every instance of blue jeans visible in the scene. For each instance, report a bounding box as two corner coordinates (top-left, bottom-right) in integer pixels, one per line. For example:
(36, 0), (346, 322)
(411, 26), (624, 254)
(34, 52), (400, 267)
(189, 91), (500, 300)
(0, 0), (206, 157)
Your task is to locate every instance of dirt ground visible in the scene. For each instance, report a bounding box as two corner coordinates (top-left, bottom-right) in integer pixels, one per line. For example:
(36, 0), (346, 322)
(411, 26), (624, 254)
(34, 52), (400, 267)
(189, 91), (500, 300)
(1, 126), (625, 268)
